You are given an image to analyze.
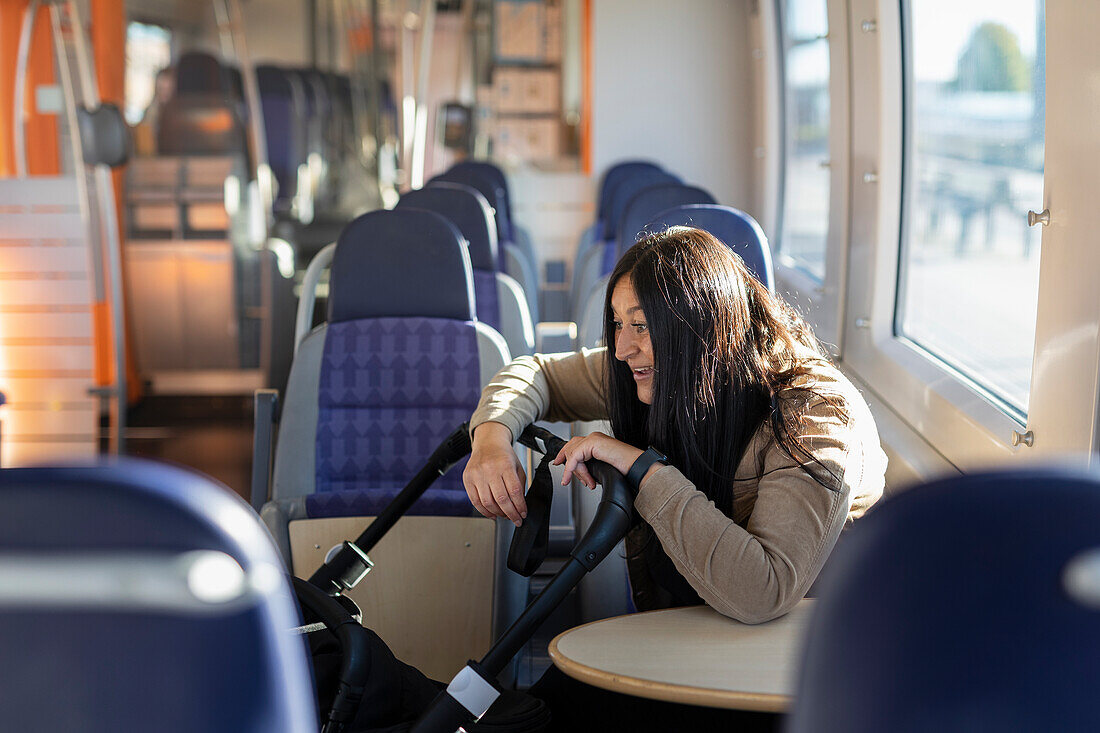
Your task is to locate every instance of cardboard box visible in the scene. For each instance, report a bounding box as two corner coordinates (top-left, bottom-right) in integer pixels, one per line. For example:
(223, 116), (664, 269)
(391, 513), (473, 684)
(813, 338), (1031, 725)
(495, 0), (543, 62)
(494, 68), (560, 115)
(544, 4), (562, 63)
(494, 117), (560, 162)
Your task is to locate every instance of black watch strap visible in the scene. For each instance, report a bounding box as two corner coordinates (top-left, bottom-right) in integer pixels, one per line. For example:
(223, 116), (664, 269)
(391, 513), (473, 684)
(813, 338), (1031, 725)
(626, 446), (667, 490)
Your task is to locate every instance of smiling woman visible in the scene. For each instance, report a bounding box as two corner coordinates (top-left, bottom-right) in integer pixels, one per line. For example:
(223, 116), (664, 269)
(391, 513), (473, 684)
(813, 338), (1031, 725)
(462, 225), (886, 728)
(465, 226), (887, 616)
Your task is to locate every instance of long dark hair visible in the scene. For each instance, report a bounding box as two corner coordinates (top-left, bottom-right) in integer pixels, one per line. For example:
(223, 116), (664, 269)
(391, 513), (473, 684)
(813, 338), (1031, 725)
(604, 226), (841, 516)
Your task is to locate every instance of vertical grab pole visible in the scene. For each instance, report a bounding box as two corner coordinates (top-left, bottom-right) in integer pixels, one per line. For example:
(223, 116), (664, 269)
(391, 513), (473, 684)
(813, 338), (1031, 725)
(214, 0), (273, 240)
(63, 0), (127, 453)
(13, 0), (42, 178)
(410, 0), (436, 190)
(214, 0), (275, 385)
(46, 2), (111, 450)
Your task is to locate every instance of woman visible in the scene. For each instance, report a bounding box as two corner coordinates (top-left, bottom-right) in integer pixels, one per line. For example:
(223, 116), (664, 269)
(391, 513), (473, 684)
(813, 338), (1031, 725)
(463, 227), (886, 729)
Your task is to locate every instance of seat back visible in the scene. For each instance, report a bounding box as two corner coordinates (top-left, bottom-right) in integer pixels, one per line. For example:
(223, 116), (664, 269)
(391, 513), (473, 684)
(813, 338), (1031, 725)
(256, 66), (306, 216)
(0, 459), (316, 732)
(787, 469), (1100, 733)
(450, 160), (514, 232)
(603, 169), (681, 245)
(264, 209), (521, 680)
(397, 183), (534, 356)
(569, 169), (681, 322)
(647, 204), (774, 291)
(607, 183), (717, 271)
(596, 160), (663, 235)
(431, 167), (540, 322)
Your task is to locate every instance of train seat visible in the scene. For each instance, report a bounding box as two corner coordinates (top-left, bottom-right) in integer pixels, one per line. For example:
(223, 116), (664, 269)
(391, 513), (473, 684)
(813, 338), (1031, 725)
(788, 469), (1100, 732)
(646, 204), (774, 292)
(256, 65), (307, 220)
(574, 181), (711, 349)
(0, 459), (316, 732)
(449, 160), (540, 304)
(432, 166), (540, 324)
(569, 160), (666, 303)
(570, 168), (681, 324)
(256, 208), (526, 680)
(608, 183), (717, 268)
(397, 182), (535, 357)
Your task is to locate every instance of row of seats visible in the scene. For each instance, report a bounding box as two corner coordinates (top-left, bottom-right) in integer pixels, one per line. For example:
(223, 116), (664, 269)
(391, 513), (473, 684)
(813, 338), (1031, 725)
(146, 51), (373, 262)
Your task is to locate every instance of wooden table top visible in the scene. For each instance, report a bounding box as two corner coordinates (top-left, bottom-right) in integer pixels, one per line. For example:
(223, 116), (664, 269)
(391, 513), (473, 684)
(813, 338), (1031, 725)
(548, 599), (813, 712)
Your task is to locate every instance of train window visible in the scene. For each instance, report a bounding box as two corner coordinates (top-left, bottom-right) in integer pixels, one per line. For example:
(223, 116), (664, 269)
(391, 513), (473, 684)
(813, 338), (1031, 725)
(123, 22), (172, 125)
(777, 0), (830, 280)
(897, 1), (1045, 414)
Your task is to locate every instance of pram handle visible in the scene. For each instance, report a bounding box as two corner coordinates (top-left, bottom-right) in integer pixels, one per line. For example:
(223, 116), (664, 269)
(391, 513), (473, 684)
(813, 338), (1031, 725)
(308, 422), (473, 594)
(308, 422), (570, 595)
(411, 430), (636, 733)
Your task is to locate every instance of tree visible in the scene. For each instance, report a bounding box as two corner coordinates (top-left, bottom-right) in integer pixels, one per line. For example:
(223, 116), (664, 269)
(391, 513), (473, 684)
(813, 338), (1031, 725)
(952, 22), (1030, 93)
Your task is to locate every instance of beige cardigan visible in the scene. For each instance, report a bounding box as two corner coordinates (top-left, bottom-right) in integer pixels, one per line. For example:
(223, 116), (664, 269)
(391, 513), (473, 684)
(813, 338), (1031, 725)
(470, 347), (887, 623)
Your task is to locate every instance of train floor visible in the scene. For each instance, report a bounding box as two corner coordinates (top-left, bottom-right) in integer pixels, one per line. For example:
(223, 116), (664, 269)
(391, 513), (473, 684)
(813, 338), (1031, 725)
(124, 395), (254, 502)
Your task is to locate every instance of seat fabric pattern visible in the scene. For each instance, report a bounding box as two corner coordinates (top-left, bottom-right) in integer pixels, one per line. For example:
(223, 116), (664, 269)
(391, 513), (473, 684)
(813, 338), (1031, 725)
(309, 317), (482, 517)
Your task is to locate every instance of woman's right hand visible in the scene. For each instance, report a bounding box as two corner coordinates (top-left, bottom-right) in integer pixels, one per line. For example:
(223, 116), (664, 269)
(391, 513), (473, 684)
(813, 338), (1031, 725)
(463, 422), (528, 526)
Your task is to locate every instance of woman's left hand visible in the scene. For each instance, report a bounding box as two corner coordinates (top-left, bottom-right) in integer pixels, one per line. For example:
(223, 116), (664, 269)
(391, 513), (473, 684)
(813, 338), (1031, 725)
(552, 431), (643, 490)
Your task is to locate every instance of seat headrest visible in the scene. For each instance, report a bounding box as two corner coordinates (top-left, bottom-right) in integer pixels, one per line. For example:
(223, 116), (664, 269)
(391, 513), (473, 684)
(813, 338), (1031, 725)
(329, 209), (476, 323)
(430, 169), (511, 242)
(646, 204), (774, 292)
(617, 183), (717, 255)
(449, 161), (512, 219)
(598, 160), (663, 222)
(397, 183), (499, 271)
(175, 51), (228, 96)
(256, 65), (294, 96)
(605, 169), (680, 239)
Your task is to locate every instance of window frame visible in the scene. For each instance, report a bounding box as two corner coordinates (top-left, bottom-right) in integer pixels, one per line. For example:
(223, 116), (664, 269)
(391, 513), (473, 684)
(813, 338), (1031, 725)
(767, 0), (850, 357)
(841, 0), (1100, 472)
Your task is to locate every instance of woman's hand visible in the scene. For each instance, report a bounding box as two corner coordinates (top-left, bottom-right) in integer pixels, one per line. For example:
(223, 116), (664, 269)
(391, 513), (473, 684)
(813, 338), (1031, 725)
(553, 431), (643, 490)
(463, 422), (527, 526)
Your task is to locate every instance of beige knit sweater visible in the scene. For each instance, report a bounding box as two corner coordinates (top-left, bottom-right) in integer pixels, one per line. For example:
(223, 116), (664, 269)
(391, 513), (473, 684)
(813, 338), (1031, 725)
(470, 347), (887, 623)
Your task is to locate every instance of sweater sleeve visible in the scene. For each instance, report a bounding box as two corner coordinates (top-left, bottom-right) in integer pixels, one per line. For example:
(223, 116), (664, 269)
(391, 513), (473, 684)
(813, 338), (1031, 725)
(469, 348), (609, 441)
(633, 395), (864, 624)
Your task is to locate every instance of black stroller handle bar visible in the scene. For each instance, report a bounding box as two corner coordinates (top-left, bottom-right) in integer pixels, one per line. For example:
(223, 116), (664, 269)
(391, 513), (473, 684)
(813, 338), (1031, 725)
(411, 429), (636, 733)
(308, 422), (575, 594)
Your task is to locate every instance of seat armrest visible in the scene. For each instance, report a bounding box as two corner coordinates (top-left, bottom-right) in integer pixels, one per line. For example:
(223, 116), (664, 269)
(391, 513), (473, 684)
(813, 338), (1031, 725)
(252, 389), (280, 512)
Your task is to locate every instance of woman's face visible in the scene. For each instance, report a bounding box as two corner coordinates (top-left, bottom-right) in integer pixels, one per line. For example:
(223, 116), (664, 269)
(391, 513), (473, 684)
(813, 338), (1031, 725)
(611, 277), (655, 405)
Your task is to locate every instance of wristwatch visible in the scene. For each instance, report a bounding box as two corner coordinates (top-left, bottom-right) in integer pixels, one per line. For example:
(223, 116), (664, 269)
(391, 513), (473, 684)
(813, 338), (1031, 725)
(626, 446), (667, 490)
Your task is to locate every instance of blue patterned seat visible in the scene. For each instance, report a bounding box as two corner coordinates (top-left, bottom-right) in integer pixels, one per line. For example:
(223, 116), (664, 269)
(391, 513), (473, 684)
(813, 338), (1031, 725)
(257, 207), (522, 680)
(397, 182), (534, 356)
(256, 66), (306, 218)
(575, 183), (717, 349)
(264, 208), (509, 536)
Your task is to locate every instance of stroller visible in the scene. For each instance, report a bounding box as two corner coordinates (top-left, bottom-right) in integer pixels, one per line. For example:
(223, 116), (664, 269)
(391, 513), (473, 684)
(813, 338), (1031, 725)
(294, 421), (636, 733)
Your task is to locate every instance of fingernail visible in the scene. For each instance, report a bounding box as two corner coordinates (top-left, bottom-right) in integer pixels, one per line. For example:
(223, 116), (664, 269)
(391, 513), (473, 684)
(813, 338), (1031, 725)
(521, 511), (527, 519)
(514, 520), (521, 527)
